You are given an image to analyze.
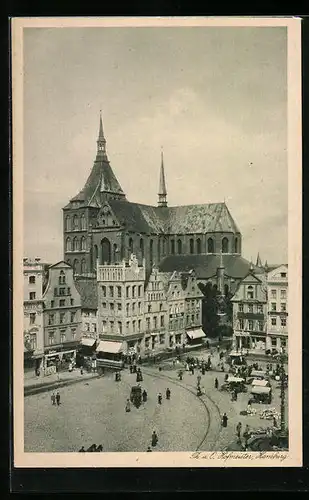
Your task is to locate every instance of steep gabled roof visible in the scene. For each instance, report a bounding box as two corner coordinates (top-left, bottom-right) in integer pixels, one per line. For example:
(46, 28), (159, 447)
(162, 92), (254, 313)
(74, 278), (98, 310)
(108, 200), (166, 233)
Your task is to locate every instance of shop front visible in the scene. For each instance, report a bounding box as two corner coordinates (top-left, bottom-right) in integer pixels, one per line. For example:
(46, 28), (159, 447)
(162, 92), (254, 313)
(76, 337), (97, 368)
(44, 342), (78, 376)
(186, 328), (206, 346)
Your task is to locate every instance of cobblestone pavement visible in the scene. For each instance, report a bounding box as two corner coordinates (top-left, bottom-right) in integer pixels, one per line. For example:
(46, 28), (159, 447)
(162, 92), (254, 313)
(24, 369), (210, 453)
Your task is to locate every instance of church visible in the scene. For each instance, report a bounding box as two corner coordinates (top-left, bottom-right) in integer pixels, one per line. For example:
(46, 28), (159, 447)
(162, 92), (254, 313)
(63, 114), (257, 292)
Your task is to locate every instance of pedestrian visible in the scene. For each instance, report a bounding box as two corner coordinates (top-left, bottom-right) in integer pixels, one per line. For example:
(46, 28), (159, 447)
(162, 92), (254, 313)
(151, 431), (158, 447)
(236, 422), (242, 439)
(166, 388), (171, 400)
(125, 399), (131, 412)
(222, 413), (228, 427)
(51, 392), (56, 405)
(79, 446), (85, 452)
(142, 389), (148, 402)
(273, 416), (277, 428)
(197, 374), (201, 385)
(214, 377), (219, 390)
(147, 446), (152, 452)
(172, 359), (176, 367)
(157, 393), (162, 405)
(178, 370), (183, 381)
(80, 366), (83, 375)
(129, 364), (133, 374)
(56, 391), (60, 406)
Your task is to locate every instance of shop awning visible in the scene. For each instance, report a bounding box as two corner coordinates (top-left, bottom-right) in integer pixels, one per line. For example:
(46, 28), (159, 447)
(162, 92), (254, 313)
(251, 386), (271, 395)
(251, 379), (269, 387)
(96, 341), (123, 354)
(227, 376), (245, 384)
(186, 329), (206, 340)
(80, 338), (96, 347)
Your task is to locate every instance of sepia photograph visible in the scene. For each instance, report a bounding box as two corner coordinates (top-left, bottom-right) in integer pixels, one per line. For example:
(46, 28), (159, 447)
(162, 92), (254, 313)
(12, 17), (302, 468)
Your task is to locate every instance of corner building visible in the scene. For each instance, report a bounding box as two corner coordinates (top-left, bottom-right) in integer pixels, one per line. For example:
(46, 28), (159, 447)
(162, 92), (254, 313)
(63, 114), (243, 277)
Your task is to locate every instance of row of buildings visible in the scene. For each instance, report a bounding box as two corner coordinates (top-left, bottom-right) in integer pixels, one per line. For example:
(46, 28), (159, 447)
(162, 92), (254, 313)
(24, 113), (288, 375)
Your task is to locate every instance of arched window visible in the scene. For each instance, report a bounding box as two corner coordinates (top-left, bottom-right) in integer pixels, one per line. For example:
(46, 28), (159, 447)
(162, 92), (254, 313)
(65, 215), (71, 231)
(177, 239), (182, 254)
(113, 243), (118, 262)
(196, 238), (202, 254)
(66, 237), (71, 252)
(234, 237), (238, 254)
(73, 259), (78, 275)
(81, 213), (86, 230)
(81, 236), (86, 251)
(189, 238), (194, 254)
(222, 237), (229, 254)
(150, 239), (154, 265)
(162, 238), (166, 255)
(247, 285), (254, 300)
(171, 239), (175, 255)
(59, 270), (65, 285)
(93, 244), (98, 264)
(101, 238), (111, 264)
(207, 238), (214, 253)
(81, 259), (86, 274)
(128, 237), (134, 255)
(73, 214), (79, 230)
(73, 237), (78, 251)
(157, 239), (161, 262)
(140, 238), (144, 260)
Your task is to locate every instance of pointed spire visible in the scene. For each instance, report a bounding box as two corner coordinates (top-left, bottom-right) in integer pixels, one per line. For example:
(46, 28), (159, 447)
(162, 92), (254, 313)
(249, 259), (254, 272)
(264, 260), (268, 271)
(158, 147), (168, 207)
(97, 111), (107, 157)
(256, 252), (262, 267)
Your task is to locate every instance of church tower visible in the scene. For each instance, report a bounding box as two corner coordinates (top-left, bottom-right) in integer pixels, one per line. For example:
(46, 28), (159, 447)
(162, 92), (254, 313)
(158, 149), (168, 208)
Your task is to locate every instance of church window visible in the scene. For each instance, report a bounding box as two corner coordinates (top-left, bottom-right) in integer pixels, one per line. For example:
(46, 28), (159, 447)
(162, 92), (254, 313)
(177, 239), (182, 254)
(171, 239), (175, 255)
(207, 238), (214, 253)
(162, 239), (166, 255)
(128, 237), (134, 255)
(113, 243), (118, 262)
(81, 213), (86, 230)
(196, 238), (202, 254)
(150, 239), (154, 265)
(73, 237), (79, 251)
(140, 239), (144, 260)
(189, 238), (194, 254)
(222, 237), (229, 254)
(81, 259), (86, 274)
(65, 215), (71, 231)
(73, 259), (78, 275)
(73, 214), (79, 230)
(66, 237), (72, 252)
(81, 236), (86, 251)
(234, 237), (238, 253)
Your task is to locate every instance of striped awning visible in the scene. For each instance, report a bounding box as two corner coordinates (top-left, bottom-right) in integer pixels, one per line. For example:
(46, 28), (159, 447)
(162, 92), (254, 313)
(186, 329), (206, 340)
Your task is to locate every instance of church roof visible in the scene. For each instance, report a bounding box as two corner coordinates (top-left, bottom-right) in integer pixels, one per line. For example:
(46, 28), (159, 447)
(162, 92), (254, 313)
(158, 254), (260, 280)
(74, 278), (98, 310)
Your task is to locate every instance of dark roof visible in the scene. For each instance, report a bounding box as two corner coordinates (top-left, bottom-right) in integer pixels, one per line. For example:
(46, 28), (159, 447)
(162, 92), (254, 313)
(109, 200), (166, 233)
(74, 278), (98, 310)
(158, 254), (260, 280)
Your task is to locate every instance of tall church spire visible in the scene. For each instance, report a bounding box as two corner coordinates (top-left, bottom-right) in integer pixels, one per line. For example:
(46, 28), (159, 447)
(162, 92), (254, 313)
(97, 111), (107, 158)
(158, 148), (168, 208)
(256, 252), (262, 268)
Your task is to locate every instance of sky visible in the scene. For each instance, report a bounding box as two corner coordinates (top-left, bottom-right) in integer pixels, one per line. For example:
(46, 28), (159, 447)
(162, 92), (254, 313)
(23, 25), (287, 265)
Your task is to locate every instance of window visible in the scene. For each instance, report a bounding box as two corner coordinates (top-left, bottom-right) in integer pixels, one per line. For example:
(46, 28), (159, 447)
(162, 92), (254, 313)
(110, 303), (115, 311)
(132, 286), (136, 298)
(126, 303), (129, 316)
(148, 304), (152, 313)
(248, 304), (253, 313)
(85, 322), (90, 331)
(102, 286), (106, 297)
(48, 314), (54, 325)
(132, 303), (136, 314)
(138, 285), (142, 297)
(271, 317), (277, 326)
(29, 333), (37, 350)
(138, 319), (141, 332)
(29, 313), (36, 325)
(110, 321), (114, 332)
(239, 319), (244, 330)
(189, 238), (194, 254)
(59, 312), (65, 324)
(73, 214), (79, 230)
(271, 303), (277, 312)
(65, 215), (71, 231)
(248, 320), (253, 331)
(102, 321), (107, 333)
(191, 314), (195, 323)
(70, 312), (75, 323)
(126, 286), (130, 298)
(81, 259), (86, 274)
(70, 299), (74, 306)
(258, 321), (264, 331)
(126, 322), (130, 333)
(281, 318), (287, 327)
(271, 338), (277, 347)
(177, 239), (182, 254)
(73, 237), (79, 251)
(132, 320), (136, 333)
(171, 239), (175, 255)
(93, 324), (97, 333)
(159, 303), (163, 312)
(207, 238), (214, 253)
(117, 303), (122, 311)
(138, 302), (141, 314)
(257, 304), (263, 313)
(51, 300), (54, 308)
(153, 316), (157, 329)
(222, 237), (229, 254)
(196, 238), (201, 254)
(160, 315), (164, 327)
(59, 299), (65, 307)
(160, 334), (165, 344)
(66, 237), (72, 252)
(139, 238), (144, 260)
(59, 288), (65, 296)
(281, 339), (287, 347)
(234, 237), (238, 253)
(238, 303), (244, 312)
(280, 272), (287, 278)
(81, 213), (86, 230)
(146, 317), (150, 330)
(102, 302), (107, 309)
(60, 331), (66, 343)
(109, 286), (114, 298)
(271, 289), (277, 299)
(29, 276), (35, 284)
(118, 322), (122, 334)
(280, 303), (286, 312)
(280, 289), (287, 299)
(247, 286), (254, 299)
(117, 286), (122, 298)
(29, 292), (36, 300)
(48, 332), (55, 345)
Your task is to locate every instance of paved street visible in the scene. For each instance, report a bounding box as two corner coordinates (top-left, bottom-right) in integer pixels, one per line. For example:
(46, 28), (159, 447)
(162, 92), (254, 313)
(24, 348), (288, 453)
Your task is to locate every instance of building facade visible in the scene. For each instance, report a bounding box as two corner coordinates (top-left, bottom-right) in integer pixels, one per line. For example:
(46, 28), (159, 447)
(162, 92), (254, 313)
(265, 264), (288, 353)
(231, 270), (268, 352)
(96, 254), (146, 357)
(23, 258), (48, 373)
(63, 114), (243, 277)
(42, 261), (82, 374)
(144, 267), (170, 353)
(75, 277), (98, 340)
